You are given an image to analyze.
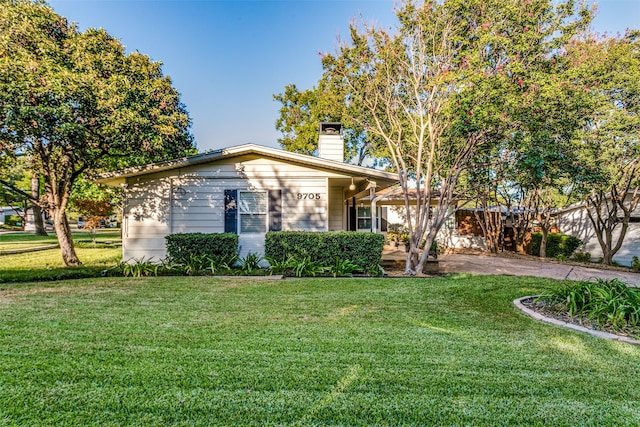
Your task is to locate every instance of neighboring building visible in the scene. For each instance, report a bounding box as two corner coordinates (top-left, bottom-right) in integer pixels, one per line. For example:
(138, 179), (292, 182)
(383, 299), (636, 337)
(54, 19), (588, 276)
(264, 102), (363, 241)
(96, 123), (398, 261)
(556, 193), (640, 266)
(0, 206), (22, 226)
(362, 189), (492, 252)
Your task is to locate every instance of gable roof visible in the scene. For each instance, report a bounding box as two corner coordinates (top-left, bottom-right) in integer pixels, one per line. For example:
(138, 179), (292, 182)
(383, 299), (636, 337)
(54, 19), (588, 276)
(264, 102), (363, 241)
(95, 143), (399, 187)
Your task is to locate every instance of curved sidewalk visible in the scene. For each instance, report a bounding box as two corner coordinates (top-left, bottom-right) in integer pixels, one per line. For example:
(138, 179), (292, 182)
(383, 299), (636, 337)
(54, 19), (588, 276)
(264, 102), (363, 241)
(439, 253), (640, 287)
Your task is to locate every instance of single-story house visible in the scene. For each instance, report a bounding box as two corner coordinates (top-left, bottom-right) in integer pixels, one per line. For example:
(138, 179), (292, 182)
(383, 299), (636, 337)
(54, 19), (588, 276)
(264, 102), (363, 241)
(556, 193), (640, 266)
(96, 123), (399, 261)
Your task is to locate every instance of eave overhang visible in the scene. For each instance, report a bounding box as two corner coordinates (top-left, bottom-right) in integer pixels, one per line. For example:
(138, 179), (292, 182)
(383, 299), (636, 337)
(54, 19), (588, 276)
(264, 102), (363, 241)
(94, 143), (398, 188)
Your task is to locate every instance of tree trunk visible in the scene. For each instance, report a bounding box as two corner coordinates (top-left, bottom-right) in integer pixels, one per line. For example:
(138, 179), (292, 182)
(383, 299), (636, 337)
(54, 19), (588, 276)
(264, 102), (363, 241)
(415, 233), (436, 274)
(584, 190), (636, 266)
(52, 209), (81, 266)
(513, 225), (528, 254)
(31, 175), (48, 236)
(602, 228), (615, 266)
(539, 227), (548, 258)
(475, 208), (500, 254)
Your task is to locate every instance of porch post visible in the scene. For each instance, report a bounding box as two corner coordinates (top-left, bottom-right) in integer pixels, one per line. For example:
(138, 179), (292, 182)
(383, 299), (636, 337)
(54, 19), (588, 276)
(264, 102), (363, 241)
(369, 183), (377, 233)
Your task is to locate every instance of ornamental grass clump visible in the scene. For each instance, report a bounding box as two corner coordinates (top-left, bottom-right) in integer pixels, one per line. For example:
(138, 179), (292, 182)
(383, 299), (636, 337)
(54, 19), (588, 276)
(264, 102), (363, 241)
(539, 278), (640, 335)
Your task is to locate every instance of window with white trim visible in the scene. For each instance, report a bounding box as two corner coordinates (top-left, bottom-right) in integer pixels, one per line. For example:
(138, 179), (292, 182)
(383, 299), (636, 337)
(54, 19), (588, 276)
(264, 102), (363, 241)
(357, 206), (372, 230)
(239, 190), (267, 233)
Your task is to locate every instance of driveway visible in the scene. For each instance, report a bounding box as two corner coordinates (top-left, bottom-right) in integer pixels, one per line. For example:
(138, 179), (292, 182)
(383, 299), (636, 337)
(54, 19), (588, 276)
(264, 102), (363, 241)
(438, 253), (640, 287)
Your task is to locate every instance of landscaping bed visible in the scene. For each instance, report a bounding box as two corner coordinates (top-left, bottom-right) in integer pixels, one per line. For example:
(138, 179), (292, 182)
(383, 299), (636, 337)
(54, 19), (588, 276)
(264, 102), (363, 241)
(519, 278), (640, 342)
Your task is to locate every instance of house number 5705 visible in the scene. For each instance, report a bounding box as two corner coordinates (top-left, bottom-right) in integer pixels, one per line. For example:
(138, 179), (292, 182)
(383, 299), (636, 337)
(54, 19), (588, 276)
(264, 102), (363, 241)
(297, 193), (321, 200)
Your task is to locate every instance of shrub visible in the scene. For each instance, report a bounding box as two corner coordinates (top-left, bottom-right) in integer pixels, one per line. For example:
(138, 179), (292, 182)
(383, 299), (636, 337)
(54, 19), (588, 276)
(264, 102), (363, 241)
(208, 255), (237, 275)
(265, 231), (384, 272)
(165, 233), (238, 263)
(573, 251), (592, 263)
(4, 214), (22, 227)
(539, 278), (640, 333)
(182, 253), (211, 276)
(632, 256), (640, 272)
(265, 256), (295, 276)
(119, 257), (159, 277)
(239, 252), (263, 275)
(291, 256), (324, 277)
(328, 257), (358, 278)
(386, 232), (399, 244)
(528, 232), (582, 259)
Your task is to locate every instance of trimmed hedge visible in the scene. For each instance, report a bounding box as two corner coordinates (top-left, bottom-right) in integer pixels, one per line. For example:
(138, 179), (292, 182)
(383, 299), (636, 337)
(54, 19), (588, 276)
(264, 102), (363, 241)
(528, 232), (582, 259)
(165, 233), (238, 262)
(265, 231), (385, 271)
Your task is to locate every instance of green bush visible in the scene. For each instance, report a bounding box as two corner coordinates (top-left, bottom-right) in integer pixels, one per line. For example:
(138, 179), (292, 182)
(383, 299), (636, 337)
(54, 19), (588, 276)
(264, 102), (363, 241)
(539, 278), (640, 332)
(573, 251), (592, 263)
(4, 214), (22, 227)
(165, 233), (238, 263)
(119, 257), (159, 277)
(265, 231), (384, 272)
(632, 256), (640, 272)
(239, 252), (264, 275)
(528, 232), (582, 259)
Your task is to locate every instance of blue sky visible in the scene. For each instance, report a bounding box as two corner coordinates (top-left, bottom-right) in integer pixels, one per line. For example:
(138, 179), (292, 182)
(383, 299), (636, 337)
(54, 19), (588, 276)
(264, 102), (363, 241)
(48, 0), (639, 152)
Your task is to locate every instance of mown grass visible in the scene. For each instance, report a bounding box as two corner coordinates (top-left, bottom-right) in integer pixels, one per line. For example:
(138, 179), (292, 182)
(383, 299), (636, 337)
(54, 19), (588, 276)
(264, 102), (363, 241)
(1, 275), (639, 426)
(0, 230), (121, 250)
(0, 247), (121, 283)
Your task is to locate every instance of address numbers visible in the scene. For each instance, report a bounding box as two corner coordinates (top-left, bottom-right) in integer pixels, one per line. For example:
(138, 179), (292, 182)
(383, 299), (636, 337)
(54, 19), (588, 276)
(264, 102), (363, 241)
(297, 193), (321, 200)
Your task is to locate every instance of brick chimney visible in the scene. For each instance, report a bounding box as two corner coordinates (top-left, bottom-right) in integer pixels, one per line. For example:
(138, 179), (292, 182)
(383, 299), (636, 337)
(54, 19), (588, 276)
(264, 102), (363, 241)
(318, 122), (344, 162)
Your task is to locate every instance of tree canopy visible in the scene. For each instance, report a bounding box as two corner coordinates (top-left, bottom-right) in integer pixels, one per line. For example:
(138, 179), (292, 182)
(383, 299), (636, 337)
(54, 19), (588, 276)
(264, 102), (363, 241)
(274, 80), (386, 166)
(0, 0), (195, 265)
(319, 0), (590, 273)
(569, 31), (640, 264)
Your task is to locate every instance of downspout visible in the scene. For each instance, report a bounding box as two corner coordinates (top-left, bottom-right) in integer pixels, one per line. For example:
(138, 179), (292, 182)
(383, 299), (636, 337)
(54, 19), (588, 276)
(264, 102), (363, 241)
(169, 178), (174, 234)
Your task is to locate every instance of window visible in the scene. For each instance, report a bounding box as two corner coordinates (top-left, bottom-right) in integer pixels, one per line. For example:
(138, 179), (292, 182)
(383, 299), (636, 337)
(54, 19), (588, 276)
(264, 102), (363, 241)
(239, 191), (267, 233)
(444, 207), (455, 230)
(357, 206), (372, 230)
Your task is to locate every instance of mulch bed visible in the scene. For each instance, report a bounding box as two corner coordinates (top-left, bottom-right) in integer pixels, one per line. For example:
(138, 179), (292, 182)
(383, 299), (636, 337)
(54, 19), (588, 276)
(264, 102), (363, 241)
(520, 296), (640, 341)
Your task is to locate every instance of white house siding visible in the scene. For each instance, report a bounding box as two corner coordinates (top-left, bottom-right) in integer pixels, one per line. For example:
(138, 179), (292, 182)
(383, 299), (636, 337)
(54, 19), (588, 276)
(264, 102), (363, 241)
(122, 177), (172, 261)
(436, 229), (487, 251)
(557, 201), (640, 267)
(121, 156), (353, 261)
(170, 177), (243, 234)
(328, 185), (344, 231)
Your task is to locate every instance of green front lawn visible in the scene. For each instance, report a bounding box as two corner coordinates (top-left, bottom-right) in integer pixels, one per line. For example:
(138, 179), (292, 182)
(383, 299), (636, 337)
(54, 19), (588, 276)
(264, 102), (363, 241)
(0, 233), (58, 250)
(0, 247), (121, 283)
(0, 230), (121, 251)
(1, 275), (639, 425)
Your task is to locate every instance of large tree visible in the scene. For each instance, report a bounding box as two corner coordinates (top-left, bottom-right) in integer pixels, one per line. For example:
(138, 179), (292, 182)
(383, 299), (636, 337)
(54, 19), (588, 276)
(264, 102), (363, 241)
(274, 80), (386, 166)
(0, 0), (194, 265)
(496, 54), (592, 257)
(571, 31), (640, 265)
(322, 0), (589, 274)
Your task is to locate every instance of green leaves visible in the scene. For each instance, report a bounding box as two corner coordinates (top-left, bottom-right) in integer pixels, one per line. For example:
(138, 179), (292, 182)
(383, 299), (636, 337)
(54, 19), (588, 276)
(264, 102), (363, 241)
(0, 0), (195, 265)
(541, 278), (640, 333)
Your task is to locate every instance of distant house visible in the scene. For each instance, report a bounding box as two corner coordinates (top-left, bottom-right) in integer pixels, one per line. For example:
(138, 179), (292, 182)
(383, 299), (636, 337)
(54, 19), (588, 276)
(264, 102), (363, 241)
(556, 193), (640, 266)
(96, 123), (398, 261)
(0, 206), (22, 226)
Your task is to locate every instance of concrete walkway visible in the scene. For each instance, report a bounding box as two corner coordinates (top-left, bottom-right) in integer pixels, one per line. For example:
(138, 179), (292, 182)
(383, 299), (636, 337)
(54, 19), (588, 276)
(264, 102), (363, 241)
(438, 253), (640, 286)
